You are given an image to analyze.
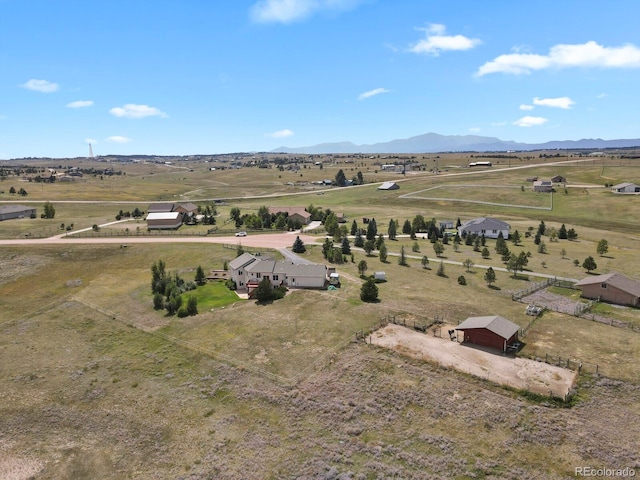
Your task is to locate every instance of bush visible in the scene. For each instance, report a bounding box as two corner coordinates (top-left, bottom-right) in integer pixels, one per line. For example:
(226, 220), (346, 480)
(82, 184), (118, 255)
(225, 279), (237, 290)
(457, 275), (466, 285)
(176, 307), (189, 318)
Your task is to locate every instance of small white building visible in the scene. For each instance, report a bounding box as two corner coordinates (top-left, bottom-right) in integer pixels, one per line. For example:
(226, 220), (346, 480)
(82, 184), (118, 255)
(374, 271), (387, 281)
(378, 181), (399, 191)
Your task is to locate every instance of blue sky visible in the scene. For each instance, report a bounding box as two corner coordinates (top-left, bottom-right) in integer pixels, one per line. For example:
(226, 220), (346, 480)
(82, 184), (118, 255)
(2, 0), (640, 158)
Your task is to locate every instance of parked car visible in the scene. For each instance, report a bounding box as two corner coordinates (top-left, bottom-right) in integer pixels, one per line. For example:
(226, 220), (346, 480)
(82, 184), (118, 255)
(235, 231), (247, 237)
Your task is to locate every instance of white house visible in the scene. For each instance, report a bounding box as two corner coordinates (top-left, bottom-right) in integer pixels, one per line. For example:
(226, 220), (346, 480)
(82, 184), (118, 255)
(610, 182), (640, 194)
(458, 217), (510, 239)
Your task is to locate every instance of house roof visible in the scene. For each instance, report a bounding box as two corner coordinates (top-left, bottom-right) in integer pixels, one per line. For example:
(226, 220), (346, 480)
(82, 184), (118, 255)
(459, 217), (510, 231)
(228, 253), (258, 271)
(575, 273), (640, 297)
(0, 204), (35, 214)
(273, 262), (326, 277)
(146, 212), (182, 220)
(456, 315), (520, 340)
(611, 182), (638, 189)
(148, 202), (175, 213)
(378, 181), (399, 190)
(267, 206), (310, 218)
(533, 180), (552, 186)
(176, 202), (198, 212)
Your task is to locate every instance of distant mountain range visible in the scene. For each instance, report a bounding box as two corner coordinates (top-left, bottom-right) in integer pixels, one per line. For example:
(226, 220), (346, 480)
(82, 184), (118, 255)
(273, 133), (640, 154)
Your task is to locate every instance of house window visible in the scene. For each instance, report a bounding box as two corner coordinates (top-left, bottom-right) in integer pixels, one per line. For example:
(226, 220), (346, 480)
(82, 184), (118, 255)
(257, 273), (261, 278)
(492, 230), (497, 234)
(240, 282), (244, 286)
(238, 270), (243, 275)
(273, 275), (279, 281)
(601, 283), (608, 289)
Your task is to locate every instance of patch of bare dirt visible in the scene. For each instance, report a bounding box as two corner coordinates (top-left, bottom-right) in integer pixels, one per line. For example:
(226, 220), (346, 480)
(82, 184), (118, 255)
(369, 323), (577, 397)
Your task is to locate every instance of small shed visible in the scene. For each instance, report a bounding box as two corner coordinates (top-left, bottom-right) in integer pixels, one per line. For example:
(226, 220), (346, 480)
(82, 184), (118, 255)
(329, 272), (340, 285)
(374, 271), (387, 281)
(456, 315), (519, 352)
(378, 182), (399, 191)
(551, 175), (567, 183)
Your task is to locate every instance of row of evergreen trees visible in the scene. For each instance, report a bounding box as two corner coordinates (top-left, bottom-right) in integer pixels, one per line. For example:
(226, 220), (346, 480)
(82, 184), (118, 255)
(151, 260), (199, 317)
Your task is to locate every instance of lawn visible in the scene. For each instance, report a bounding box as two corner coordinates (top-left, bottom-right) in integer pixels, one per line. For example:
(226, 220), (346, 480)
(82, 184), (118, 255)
(187, 281), (242, 311)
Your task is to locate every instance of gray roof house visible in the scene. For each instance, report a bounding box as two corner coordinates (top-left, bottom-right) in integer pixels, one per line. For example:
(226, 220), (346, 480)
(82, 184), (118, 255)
(229, 253), (327, 292)
(0, 204), (37, 221)
(610, 182), (640, 194)
(148, 203), (176, 213)
(378, 181), (399, 190)
(575, 272), (640, 307)
(458, 217), (510, 239)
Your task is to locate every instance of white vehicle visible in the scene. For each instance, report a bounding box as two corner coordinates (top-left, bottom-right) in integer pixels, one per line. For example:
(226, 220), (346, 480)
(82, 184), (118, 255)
(235, 231), (247, 237)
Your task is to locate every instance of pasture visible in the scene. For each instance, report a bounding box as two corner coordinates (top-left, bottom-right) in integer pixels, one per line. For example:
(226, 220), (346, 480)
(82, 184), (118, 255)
(1, 151), (640, 478)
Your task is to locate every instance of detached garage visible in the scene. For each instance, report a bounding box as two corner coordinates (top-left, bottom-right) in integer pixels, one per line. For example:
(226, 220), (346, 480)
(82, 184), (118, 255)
(146, 211), (183, 230)
(456, 315), (520, 353)
(0, 204), (37, 221)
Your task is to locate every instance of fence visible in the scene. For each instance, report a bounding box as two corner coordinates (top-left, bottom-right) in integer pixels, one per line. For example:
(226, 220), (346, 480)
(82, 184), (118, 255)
(511, 277), (554, 301)
(518, 351), (600, 377)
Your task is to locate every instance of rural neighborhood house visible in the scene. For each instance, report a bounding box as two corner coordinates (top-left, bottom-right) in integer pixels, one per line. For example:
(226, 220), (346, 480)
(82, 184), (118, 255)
(575, 272), (640, 307)
(457, 217), (510, 239)
(229, 253), (327, 292)
(0, 204), (36, 221)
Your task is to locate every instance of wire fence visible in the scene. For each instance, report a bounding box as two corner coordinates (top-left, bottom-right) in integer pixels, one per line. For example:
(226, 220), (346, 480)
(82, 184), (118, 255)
(511, 277), (555, 301)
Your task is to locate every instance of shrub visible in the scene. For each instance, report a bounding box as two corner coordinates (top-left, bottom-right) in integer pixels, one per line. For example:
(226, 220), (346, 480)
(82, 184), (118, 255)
(176, 307), (189, 318)
(457, 275), (466, 285)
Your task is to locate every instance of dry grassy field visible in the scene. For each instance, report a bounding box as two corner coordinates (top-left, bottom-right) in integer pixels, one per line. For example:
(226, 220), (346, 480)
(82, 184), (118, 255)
(1, 152), (639, 478)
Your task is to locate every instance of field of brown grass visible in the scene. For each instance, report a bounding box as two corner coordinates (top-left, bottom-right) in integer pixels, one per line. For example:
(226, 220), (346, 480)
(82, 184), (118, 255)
(1, 153), (639, 478)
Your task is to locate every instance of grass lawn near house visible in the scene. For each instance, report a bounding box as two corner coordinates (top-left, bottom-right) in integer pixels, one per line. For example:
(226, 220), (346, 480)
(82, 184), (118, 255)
(186, 281), (242, 311)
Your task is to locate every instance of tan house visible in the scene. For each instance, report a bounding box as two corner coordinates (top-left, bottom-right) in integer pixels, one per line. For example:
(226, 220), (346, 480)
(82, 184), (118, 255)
(229, 253), (327, 292)
(575, 272), (640, 307)
(533, 180), (553, 192)
(174, 202), (198, 215)
(146, 211), (183, 230)
(267, 206), (311, 225)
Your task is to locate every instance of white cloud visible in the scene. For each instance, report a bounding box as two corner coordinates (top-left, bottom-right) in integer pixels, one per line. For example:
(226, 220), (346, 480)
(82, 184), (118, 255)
(106, 136), (132, 143)
(533, 96), (574, 109)
(513, 116), (548, 127)
(358, 87), (390, 100)
(250, 0), (362, 24)
(269, 129), (295, 138)
(20, 79), (59, 93)
(109, 104), (168, 119)
(519, 104), (534, 111)
(477, 41), (640, 76)
(66, 100), (94, 108)
(410, 24), (481, 56)
(85, 138), (97, 144)
(469, 127), (481, 133)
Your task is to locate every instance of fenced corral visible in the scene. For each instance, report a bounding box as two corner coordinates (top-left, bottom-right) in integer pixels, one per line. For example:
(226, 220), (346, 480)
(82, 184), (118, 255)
(511, 277), (555, 301)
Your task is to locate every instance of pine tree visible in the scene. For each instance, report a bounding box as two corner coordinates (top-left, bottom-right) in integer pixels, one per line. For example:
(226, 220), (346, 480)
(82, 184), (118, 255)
(360, 278), (379, 302)
(341, 236), (351, 255)
(387, 219), (397, 240)
(379, 242), (387, 262)
(558, 223), (568, 239)
(350, 220), (358, 236)
(195, 265), (206, 285)
(484, 267), (496, 286)
(292, 236), (306, 253)
(354, 230), (364, 248)
(399, 246), (407, 266)
(255, 277), (275, 302)
(402, 219), (412, 234)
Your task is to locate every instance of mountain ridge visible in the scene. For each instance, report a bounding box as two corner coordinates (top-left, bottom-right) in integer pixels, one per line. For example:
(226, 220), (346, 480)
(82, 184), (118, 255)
(273, 132), (640, 154)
